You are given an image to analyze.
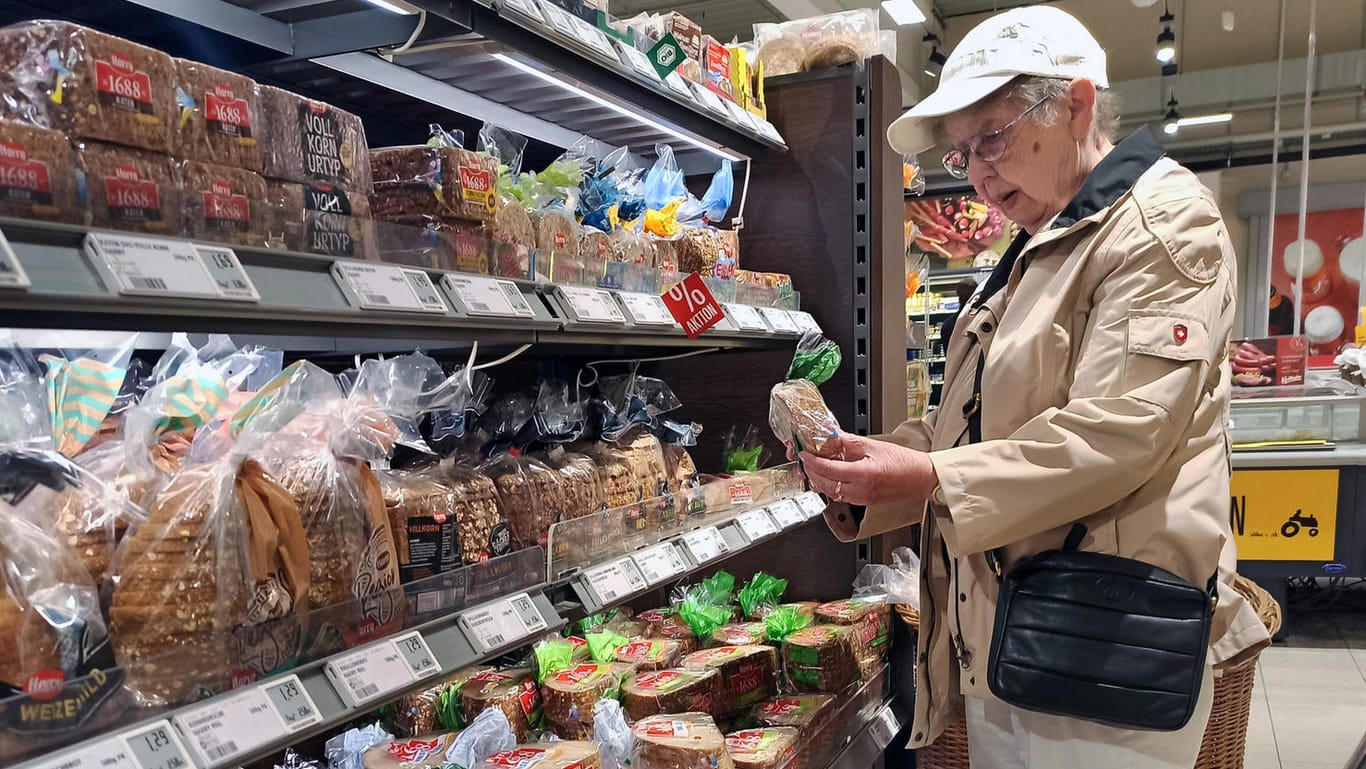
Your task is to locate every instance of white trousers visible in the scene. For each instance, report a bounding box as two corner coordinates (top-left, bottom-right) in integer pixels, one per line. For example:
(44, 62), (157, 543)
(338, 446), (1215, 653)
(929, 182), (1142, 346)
(963, 665), (1215, 769)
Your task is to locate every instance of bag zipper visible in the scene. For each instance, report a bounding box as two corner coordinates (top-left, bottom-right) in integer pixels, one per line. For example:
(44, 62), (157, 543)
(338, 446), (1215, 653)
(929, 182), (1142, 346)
(942, 539), (971, 670)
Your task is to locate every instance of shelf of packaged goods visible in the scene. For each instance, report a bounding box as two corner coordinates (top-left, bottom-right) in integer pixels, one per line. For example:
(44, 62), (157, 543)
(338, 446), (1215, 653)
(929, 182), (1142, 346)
(5, 549), (561, 769)
(0, 219), (800, 351)
(546, 464), (828, 617)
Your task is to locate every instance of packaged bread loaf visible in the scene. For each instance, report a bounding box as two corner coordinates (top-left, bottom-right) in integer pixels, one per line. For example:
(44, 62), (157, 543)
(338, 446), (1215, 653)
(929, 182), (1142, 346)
(752, 694), (835, 729)
(75, 141), (182, 235)
(677, 227), (722, 277)
(681, 646), (778, 716)
(769, 380), (842, 459)
(580, 229), (612, 263)
(362, 733), (461, 769)
(492, 200), (534, 247)
(370, 145), (499, 223)
(172, 59), (261, 171)
(534, 209), (579, 256)
(710, 623), (767, 648)
(543, 663), (621, 739)
(781, 625), (858, 692)
(815, 599), (889, 653)
(49, 441), (148, 589)
(656, 621), (702, 655)
(393, 666), (492, 737)
(259, 85), (370, 189)
(461, 668), (542, 743)
(180, 160), (268, 247)
(482, 743), (601, 769)
(265, 179), (374, 258)
(538, 448), (608, 562)
(382, 464), (512, 577)
(0, 21), (176, 152)
(0, 120), (79, 223)
(622, 669), (722, 721)
(632, 713), (733, 769)
(482, 451), (565, 550)
(616, 639), (684, 672)
(725, 728), (797, 769)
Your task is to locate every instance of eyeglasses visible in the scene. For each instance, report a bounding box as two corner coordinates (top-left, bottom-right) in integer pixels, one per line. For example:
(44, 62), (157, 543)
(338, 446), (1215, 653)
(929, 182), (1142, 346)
(941, 96), (1051, 180)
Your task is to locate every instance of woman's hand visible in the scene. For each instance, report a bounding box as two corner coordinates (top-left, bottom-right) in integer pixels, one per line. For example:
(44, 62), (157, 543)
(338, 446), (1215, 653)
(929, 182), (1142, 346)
(798, 432), (938, 507)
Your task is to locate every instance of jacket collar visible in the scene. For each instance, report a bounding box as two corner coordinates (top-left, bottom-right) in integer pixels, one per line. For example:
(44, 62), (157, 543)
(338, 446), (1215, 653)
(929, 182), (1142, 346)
(1051, 126), (1165, 230)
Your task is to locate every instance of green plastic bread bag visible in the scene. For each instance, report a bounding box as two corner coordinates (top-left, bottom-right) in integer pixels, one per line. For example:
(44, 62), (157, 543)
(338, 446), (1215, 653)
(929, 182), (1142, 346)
(701, 570), (736, 606)
(680, 592), (734, 640)
(436, 685), (464, 731)
(739, 572), (789, 619)
(764, 605), (814, 643)
(587, 630), (630, 663)
(787, 332), (842, 386)
(534, 639), (576, 684)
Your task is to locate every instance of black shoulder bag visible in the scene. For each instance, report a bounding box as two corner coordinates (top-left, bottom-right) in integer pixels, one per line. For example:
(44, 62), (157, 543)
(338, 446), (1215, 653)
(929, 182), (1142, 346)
(966, 354), (1217, 732)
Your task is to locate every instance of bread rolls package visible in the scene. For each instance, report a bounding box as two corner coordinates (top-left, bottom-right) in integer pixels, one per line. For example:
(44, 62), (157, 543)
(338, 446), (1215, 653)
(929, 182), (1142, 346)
(482, 743), (601, 769)
(259, 85), (371, 190)
(0, 21), (177, 152)
(681, 646), (778, 716)
(460, 669), (543, 743)
(631, 713), (733, 769)
(172, 59), (261, 171)
(781, 625), (858, 692)
(622, 669), (722, 721)
(724, 728), (798, 769)
(543, 663), (621, 739)
(362, 733), (460, 769)
(768, 380), (842, 459)
(74, 141), (183, 236)
(393, 666), (492, 737)
(0, 120), (79, 223)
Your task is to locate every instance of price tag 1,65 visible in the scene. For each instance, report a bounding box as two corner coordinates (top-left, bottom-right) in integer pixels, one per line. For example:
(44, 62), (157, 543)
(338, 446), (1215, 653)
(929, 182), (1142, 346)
(0, 229), (32, 290)
(769, 499), (806, 529)
(724, 303), (771, 333)
(615, 291), (675, 326)
(796, 491), (827, 519)
(443, 274), (536, 318)
(193, 245), (259, 302)
(737, 509), (780, 543)
(679, 526), (729, 565)
(558, 285), (626, 324)
(86, 232), (220, 299)
(122, 721), (195, 769)
(632, 542), (687, 585)
(173, 686), (285, 767)
(584, 558), (648, 605)
(459, 592), (549, 655)
(332, 261), (433, 313)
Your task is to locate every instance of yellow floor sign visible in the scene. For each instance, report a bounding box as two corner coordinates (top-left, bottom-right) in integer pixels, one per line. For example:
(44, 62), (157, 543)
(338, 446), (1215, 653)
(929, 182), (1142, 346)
(1230, 469), (1339, 561)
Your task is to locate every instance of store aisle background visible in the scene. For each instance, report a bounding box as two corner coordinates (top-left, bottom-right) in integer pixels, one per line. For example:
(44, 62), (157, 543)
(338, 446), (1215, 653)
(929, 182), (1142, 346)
(1245, 609), (1366, 769)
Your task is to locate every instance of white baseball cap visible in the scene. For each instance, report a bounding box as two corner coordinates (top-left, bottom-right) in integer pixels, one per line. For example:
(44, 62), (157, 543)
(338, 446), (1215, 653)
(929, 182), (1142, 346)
(888, 6), (1109, 154)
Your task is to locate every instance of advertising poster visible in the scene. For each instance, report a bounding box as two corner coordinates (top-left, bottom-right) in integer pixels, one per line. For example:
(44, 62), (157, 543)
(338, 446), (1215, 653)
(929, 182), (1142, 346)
(1269, 207), (1366, 355)
(905, 195), (1014, 270)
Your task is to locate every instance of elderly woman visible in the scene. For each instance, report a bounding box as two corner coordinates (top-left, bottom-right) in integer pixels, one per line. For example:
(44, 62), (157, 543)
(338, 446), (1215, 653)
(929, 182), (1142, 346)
(801, 7), (1270, 769)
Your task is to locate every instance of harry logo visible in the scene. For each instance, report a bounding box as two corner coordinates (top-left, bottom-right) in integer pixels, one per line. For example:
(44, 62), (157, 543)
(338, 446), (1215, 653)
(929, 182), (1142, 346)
(1174, 324), (1188, 345)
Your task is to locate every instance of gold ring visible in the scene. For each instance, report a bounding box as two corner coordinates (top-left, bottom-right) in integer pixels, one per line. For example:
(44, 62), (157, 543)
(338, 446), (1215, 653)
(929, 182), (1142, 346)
(834, 481), (844, 501)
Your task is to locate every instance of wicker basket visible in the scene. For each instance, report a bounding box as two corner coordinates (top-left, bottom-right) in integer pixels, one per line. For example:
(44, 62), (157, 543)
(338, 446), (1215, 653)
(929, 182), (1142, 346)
(897, 574), (1282, 769)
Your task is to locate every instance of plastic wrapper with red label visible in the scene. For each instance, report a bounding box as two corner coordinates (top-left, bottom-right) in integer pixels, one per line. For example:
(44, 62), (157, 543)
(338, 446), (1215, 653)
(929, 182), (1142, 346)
(446, 707), (517, 769)
(0, 119), (79, 223)
(482, 743), (601, 769)
(0, 21), (177, 152)
(461, 668), (543, 743)
(362, 733), (460, 769)
(542, 663), (622, 739)
(815, 598), (890, 653)
(681, 645), (778, 716)
(632, 713), (734, 769)
(769, 380), (842, 459)
(371, 144), (500, 224)
(172, 59), (261, 172)
(180, 159), (269, 247)
(616, 639), (683, 672)
(781, 625), (858, 692)
(259, 85), (371, 190)
(725, 728), (798, 769)
(622, 668), (722, 721)
(74, 141), (183, 236)
(392, 666), (492, 737)
(752, 693), (835, 729)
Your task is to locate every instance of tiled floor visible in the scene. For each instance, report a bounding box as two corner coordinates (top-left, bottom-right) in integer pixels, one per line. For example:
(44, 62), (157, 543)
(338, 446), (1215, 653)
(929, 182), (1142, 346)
(1245, 609), (1366, 769)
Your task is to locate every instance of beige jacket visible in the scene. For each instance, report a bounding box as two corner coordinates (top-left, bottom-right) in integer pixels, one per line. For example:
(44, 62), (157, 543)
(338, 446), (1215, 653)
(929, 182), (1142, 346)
(826, 130), (1271, 749)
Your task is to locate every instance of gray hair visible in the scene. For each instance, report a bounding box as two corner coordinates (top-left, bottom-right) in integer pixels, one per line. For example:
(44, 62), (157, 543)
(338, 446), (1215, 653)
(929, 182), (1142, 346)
(933, 75), (1121, 146)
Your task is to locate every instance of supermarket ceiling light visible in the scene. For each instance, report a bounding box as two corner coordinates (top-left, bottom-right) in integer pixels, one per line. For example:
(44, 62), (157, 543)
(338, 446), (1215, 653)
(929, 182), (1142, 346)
(362, 0), (420, 14)
(881, 0), (927, 26)
(1176, 112), (1233, 127)
(491, 53), (746, 162)
(1154, 2), (1176, 63)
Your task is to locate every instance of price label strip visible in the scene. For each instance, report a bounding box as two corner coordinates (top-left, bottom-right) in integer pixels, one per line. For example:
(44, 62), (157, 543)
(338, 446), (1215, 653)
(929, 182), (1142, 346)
(123, 721), (195, 769)
(442, 274), (537, 318)
(332, 261), (440, 313)
(459, 592), (549, 655)
(501, 0), (546, 24)
(193, 245), (259, 302)
(737, 509), (780, 543)
(689, 82), (730, 116)
(758, 307), (800, 334)
(86, 233), (222, 300)
(665, 72), (693, 97)
(616, 41), (662, 81)
(23, 735), (139, 769)
(723, 99), (754, 128)
(0, 228), (32, 290)
(174, 680), (314, 767)
(261, 674), (323, 733)
(796, 491), (827, 519)
(679, 526), (729, 564)
(789, 310), (821, 334)
(325, 631), (443, 708)
(769, 499), (806, 529)
(616, 291), (676, 326)
(724, 303), (771, 333)
(402, 268), (450, 313)
(754, 119), (784, 143)
(631, 542), (687, 585)
(558, 285), (626, 324)
(584, 558), (648, 605)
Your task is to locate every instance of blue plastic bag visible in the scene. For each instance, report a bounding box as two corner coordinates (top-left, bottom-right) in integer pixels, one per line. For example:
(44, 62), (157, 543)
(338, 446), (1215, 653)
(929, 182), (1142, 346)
(643, 145), (687, 211)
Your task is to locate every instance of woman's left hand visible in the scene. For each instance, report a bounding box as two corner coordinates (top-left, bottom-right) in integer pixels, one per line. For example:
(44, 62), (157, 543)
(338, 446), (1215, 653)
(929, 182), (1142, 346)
(800, 432), (938, 507)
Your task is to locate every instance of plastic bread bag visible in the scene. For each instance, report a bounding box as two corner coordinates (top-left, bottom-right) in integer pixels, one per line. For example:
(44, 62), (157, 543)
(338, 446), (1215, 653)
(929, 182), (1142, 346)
(594, 699), (636, 769)
(631, 713), (730, 769)
(446, 707), (517, 769)
(722, 425), (769, 474)
(480, 437), (565, 550)
(44, 440), (150, 592)
(677, 160), (733, 228)
(753, 23), (807, 77)
(738, 572), (788, 620)
(37, 334), (137, 458)
(852, 546), (921, 611)
(274, 749), (324, 769)
(769, 380), (842, 460)
(0, 333), (54, 452)
(787, 332), (842, 386)
(347, 352), (456, 464)
(325, 721), (393, 769)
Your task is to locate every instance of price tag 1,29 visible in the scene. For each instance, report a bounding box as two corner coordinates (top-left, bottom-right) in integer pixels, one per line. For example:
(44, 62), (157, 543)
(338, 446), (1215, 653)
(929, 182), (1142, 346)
(679, 526), (729, 564)
(769, 499), (806, 529)
(615, 291), (676, 326)
(758, 307), (801, 335)
(631, 542), (687, 585)
(737, 509), (780, 543)
(796, 491), (827, 519)
(261, 674), (323, 733)
(325, 631), (442, 708)
(724, 303), (771, 333)
(332, 261), (433, 313)
(193, 245), (259, 302)
(459, 592), (549, 655)
(173, 685), (288, 767)
(122, 721), (194, 769)
(584, 558), (648, 605)
(0, 229), (32, 290)
(558, 285), (626, 324)
(443, 273), (536, 318)
(86, 232), (220, 299)
(402, 269), (449, 313)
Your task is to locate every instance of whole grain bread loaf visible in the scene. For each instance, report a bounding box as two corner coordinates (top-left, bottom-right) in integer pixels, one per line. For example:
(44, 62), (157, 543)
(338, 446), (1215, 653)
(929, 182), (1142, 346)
(265, 179), (374, 259)
(622, 669), (722, 721)
(481, 743), (601, 769)
(363, 733), (461, 769)
(724, 728), (798, 769)
(172, 59), (261, 171)
(781, 625), (858, 693)
(616, 639), (684, 672)
(460, 668), (542, 743)
(543, 663), (621, 738)
(259, 85), (371, 190)
(681, 646), (778, 716)
(370, 145), (499, 223)
(392, 665), (491, 737)
(632, 713), (734, 769)
(75, 141), (182, 236)
(179, 160), (268, 247)
(0, 120), (79, 223)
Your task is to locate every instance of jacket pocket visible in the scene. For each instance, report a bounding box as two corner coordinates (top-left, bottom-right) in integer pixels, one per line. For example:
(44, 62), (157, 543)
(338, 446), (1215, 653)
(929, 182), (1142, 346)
(1123, 309), (1209, 400)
